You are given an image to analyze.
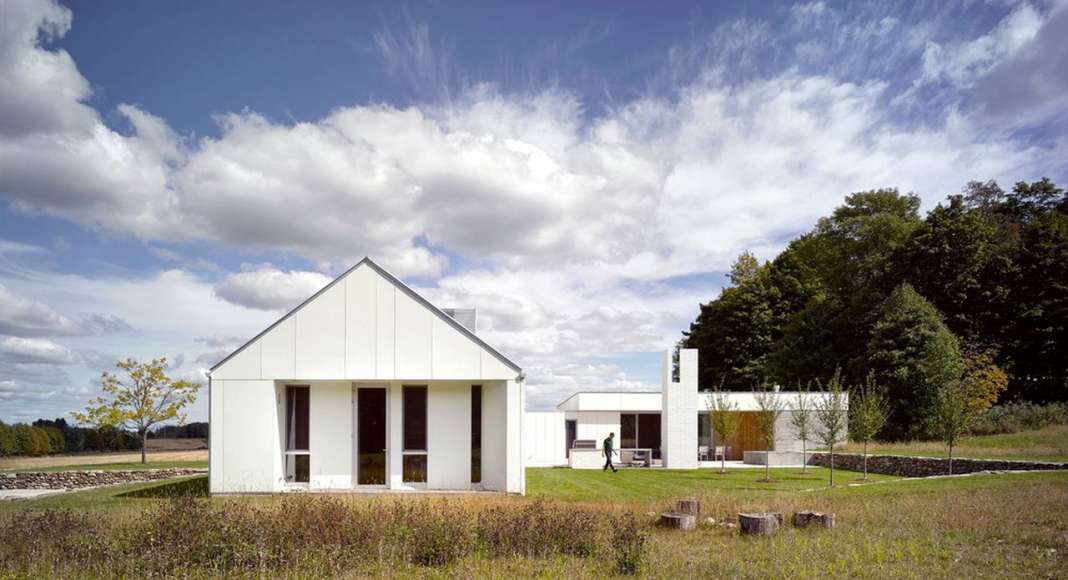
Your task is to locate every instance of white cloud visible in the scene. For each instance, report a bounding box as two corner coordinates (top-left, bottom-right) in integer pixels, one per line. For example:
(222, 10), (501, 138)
(0, 283), (133, 338)
(0, 0), (1066, 416)
(917, 3), (1043, 89)
(0, 282), (78, 337)
(0, 337), (77, 364)
(214, 266), (333, 311)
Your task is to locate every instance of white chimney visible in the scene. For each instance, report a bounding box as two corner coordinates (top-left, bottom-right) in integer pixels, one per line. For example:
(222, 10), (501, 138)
(442, 308), (477, 333)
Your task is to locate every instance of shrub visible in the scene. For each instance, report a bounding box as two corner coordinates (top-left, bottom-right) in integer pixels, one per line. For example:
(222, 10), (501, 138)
(612, 514), (648, 575)
(969, 402), (1068, 435)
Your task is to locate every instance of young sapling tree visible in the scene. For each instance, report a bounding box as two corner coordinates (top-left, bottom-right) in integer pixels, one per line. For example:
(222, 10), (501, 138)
(709, 379), (740, 474)
(850, 371), (889, 480)
(753, 381), (786, 482)
(815, 370), (848, 487)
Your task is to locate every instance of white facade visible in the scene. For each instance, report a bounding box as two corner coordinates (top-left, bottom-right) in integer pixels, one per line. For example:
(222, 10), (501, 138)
(209, 258), (524, 494)
(523, 349), (847, 468)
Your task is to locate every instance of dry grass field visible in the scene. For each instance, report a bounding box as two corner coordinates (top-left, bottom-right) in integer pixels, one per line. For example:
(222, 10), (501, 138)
(0, 439), (207, 472)
(1, 468), (1066, 578)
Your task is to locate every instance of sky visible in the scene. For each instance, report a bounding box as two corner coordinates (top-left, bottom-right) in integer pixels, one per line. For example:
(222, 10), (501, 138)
(1, 0), (1067, 422)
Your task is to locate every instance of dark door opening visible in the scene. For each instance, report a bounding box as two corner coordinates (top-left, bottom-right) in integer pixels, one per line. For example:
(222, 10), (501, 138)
(357, 388), (387, 485)
(565, 420), (577, 457)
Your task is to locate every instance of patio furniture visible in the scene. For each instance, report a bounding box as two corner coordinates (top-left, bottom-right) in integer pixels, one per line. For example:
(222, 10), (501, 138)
(714, 446), (726, 462)
(698, 445), (710, 461)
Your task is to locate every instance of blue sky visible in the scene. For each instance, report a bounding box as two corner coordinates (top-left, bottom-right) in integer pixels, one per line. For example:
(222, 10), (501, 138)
(1, 0), (1066, 422)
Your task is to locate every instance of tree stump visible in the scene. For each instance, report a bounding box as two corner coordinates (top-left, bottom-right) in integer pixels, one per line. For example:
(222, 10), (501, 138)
(738, 513), (782, 536)
(675, 499), (701, 517)
(659, 512), (696, 531)
(792, 511), (836, 529)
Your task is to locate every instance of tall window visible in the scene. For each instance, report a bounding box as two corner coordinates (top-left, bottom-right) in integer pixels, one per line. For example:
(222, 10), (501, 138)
(471, 385), (481, 483)
(402, 386), (427, 483)
(620, 414), (637, 448)
(698, 412), (712, 448)
(284, 385), (309, 483)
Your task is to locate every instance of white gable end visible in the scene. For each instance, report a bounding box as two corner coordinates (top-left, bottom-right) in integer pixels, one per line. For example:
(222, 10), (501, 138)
(211, 259), (520, 381)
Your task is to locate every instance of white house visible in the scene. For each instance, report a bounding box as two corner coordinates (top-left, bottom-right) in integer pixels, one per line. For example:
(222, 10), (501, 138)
(526, 350), (844, 468)
(208, 258), (525, 494)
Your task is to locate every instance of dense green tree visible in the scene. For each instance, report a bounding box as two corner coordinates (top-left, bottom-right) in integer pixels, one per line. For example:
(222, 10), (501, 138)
(900, 195), (1013, 346)
(14, 424), (51, 456)
(683, 254), (777, 387)
(0, 421), (16, 456)
(864, 283), (963, 439)
(1000, 180), (1068, 401)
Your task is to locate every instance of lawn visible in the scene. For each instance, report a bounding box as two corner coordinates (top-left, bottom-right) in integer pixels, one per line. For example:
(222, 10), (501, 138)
(526, 466), (897, 503)
(2, 468), (1066, 577)
(841, 424), (1068, 463)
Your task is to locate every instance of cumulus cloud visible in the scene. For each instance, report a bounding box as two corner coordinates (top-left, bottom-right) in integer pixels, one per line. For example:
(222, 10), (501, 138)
(0, 283), (134, 338)
(0, 337), (77, 365)
(1, 0), (1066, 415)
(214, 266), (333, 310)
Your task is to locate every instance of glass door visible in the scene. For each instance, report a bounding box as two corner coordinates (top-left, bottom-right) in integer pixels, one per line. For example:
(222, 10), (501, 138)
(357, 388), (387, 485)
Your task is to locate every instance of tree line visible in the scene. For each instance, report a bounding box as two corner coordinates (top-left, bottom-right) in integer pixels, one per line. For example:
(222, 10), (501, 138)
(0, 419), (208, 457)
(683, 178), (1067, 440)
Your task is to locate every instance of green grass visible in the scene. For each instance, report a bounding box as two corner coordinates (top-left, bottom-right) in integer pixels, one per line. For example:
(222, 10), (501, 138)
(0, 459), (208, 473)
(527, 467), (898, 503)
(842, 424), (1068, 463)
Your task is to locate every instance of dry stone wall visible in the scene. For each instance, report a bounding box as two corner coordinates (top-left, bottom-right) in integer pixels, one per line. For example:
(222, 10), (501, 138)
(807, 453), (1068, 477)
(0, 468), (205, 490)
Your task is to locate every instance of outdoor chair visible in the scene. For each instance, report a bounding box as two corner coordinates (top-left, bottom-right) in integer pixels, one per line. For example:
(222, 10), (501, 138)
(698, 445), (710, 461)
(714, 446), (726, 462)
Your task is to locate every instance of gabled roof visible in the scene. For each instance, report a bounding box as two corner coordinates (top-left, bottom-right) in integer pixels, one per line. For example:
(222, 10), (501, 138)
(209, 257), (521, 375)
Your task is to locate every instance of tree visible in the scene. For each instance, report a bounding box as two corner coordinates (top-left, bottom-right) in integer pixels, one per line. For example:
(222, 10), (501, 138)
(708, 381), (740, 474)
(753, 383), (786, 482)
(14, 425), (50, 456)
(729, 250), (761, 286)
(934, 381), (975, 476)
(683, 254), (777, 387)
(72, 358), (200, 464)
(815, 371), (848, 487)
(0, 421), (16, 456)
(865, 283), (963, 440)
(849, 372), (888, 480)
(788, 381), (815, 472)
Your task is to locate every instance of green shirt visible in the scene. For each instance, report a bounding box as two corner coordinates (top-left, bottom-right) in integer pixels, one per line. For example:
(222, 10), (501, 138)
(603, 437), (614, 454)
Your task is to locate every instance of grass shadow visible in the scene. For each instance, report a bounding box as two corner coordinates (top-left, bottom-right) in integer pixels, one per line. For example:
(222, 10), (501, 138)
(118, 475), (208, 499)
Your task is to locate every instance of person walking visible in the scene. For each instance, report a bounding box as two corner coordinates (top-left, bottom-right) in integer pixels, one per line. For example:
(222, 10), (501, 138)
(603, 432), (618, 472)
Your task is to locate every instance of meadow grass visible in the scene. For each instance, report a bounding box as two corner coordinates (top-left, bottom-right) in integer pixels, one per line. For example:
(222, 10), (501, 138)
(1, 469), (1066, 578)
(841, 424), (1068, 463)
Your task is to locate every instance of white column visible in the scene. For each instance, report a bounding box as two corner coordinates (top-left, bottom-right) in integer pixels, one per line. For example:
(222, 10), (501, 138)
(661, 349), (699, 469)
(388, 382), (404, 489)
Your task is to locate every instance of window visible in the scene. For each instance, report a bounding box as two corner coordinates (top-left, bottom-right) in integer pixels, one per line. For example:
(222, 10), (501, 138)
(402, 386), (427, 483)
(471, 385), (481, 483)
(698, 412), (711, 448)
(620, 414), (637, 449)
(284, 385), (310, 483)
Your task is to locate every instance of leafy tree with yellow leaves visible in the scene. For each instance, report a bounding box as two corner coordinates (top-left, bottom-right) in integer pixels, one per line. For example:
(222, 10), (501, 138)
(72, 358), (200, 464)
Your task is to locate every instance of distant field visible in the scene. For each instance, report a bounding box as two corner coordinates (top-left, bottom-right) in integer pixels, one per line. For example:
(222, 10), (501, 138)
(0, 440), (207, 472)
(841, 425), (1068, 463)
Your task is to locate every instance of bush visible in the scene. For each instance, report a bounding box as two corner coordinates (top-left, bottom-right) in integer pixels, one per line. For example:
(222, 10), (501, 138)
(612, 514), (648, 575)
(969, 402), (1068, 435)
